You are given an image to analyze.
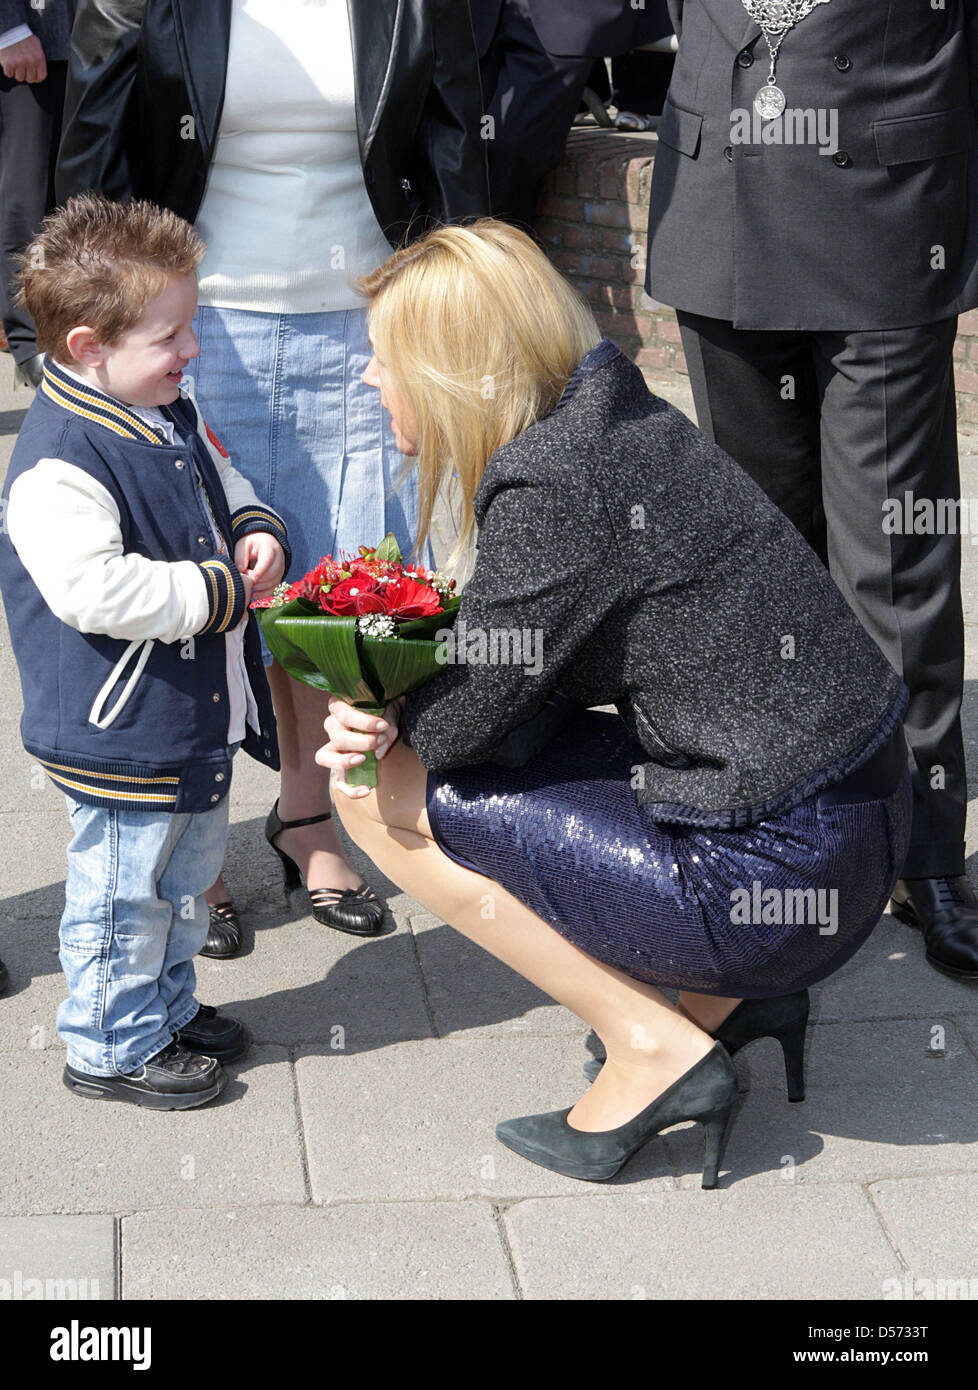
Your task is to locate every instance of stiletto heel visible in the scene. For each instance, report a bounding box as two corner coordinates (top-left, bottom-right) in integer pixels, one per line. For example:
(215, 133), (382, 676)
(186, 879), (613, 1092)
(264, 798), (385, 936)
(496, 1042), (739, 1185)
(268, 837), (302, 895)
(583, 989), (811, 1102)
(771, 1005), (809, 1102)
(700, 1108), (735, 1190)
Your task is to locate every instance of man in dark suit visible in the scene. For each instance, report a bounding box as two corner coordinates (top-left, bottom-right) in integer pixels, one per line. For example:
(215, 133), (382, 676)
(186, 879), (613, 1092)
(471, 1), (673, 227)
(647, 0), (978, 979)
(0, 0), (76, 386)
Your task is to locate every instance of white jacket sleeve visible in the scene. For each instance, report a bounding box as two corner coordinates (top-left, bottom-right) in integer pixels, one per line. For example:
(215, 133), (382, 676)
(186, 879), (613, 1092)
(6, 459), (214, 643)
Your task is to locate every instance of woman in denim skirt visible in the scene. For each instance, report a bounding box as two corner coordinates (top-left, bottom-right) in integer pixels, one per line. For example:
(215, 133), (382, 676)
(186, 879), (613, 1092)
(57, 0), (490, 951)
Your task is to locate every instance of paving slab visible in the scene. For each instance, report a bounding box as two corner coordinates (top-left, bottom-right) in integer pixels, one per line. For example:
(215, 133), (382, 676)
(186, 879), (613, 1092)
(814, 909), (978, 1023)
(502, 1186), (903, 1300)
(0, 1046), (306, 1216)
(664, 1018), (978, 1188)
(869, 1175), (978, 1295)
(205, 915), (434, 1047)
(409, 912), (583, 1037)
(121, 1202), (515, 1300)
(295, 1036), (673, 1204)
(0, 1215), (116, 1300)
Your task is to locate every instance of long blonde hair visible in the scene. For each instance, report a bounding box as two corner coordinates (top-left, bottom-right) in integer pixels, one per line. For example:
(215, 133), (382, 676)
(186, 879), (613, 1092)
(358, 219), (600, 565)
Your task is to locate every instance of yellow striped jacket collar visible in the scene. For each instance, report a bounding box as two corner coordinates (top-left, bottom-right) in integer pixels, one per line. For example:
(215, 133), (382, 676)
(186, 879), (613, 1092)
(40, 359), (173, 444)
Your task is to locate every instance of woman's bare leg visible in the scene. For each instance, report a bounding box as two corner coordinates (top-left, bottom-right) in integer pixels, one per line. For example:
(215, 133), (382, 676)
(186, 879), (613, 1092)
(206, 661), (365, 903)
(262, 660), (365, 893)
(333, 737), (722, 1132)
(677, 992), (743, 1032)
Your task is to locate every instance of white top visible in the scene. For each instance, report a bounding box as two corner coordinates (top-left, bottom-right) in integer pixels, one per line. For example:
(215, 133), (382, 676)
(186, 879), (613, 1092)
(6, 366), (272, 746)
(195, 0), (393, 314)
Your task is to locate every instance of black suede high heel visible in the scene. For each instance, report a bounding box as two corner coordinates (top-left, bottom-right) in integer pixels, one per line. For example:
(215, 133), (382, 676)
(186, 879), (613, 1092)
(265, 799), (385, 936)
(496, 1042), (739, 1187)
(583, 990), (811, 1102)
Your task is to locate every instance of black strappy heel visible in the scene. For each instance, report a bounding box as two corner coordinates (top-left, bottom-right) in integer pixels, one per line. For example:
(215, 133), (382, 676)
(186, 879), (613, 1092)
(264, 799), (385, 936)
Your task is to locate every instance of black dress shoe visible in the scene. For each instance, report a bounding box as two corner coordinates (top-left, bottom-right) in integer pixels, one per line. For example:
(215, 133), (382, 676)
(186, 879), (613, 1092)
(173, 1003), (248, 1062)
(199, 900), (242, 958)
(0, 956), (8, 996)
(890, 876), (978, 980)
(15, 353), (43, 388)
(62, 1042), (226, 1109)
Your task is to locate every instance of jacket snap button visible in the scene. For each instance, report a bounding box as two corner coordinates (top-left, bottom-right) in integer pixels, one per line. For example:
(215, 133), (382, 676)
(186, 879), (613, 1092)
(210, 793), (220, 803)
(736, 49), (754, 67)
(832, 149), (851, 166)
(197, 535), (207, 545)
(212, 692), (221, 702)
(722, 144), (733, 161)
(400, 177), (412, 192)
(215, 772), (225, 782)
(264, 749), (272, 758)
(175, 460), (185, 469)
(834, 53), (851, 71)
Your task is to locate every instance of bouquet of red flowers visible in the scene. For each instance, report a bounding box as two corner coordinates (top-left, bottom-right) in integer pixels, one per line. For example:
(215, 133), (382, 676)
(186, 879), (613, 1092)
(252, 534), (460, 786)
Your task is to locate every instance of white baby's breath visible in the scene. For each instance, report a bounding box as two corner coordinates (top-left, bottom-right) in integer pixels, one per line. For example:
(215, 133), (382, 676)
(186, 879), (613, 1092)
(357, 614), (397, 639)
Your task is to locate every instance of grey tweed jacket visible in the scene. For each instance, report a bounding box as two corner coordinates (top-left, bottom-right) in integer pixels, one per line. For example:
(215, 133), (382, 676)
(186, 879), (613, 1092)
(400, 343), (907, 828)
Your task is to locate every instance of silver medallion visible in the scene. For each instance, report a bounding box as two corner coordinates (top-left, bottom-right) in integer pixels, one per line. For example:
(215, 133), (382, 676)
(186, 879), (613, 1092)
(754, 83), (786, 119)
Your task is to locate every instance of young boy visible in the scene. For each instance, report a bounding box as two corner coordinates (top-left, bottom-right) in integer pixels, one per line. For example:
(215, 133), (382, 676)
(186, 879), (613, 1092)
(0, 194), (291, 1108)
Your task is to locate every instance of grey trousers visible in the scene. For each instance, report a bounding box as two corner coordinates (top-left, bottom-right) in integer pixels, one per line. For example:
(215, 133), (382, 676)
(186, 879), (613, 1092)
(677, 310), (965, 880)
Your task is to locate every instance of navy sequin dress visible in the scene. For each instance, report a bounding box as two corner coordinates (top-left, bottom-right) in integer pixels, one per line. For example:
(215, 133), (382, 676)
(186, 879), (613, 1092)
(425, 708), (912, 998)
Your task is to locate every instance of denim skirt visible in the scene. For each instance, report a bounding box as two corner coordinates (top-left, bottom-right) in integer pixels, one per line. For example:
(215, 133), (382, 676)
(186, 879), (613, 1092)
(181, 305), (428, 663)
(426, 709), (912, 997)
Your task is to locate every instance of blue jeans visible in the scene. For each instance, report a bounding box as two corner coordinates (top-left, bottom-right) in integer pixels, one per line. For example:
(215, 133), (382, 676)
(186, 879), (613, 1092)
(57, 787), (232, 1077)
(181, 305), (431, 665)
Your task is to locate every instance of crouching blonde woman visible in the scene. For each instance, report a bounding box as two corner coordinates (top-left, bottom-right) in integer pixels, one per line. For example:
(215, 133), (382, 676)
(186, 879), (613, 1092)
(316, 221), (912, 1187)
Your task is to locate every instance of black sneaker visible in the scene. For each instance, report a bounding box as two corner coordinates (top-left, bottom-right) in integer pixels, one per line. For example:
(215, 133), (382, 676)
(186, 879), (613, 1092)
(0, 957), (8, 996)
(174, 1003), (249, 1062)
(62, 1041), (226, 1109)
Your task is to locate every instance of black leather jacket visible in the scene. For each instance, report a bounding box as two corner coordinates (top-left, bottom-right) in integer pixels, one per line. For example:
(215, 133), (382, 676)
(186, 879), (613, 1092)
(56, 0), (490, 246)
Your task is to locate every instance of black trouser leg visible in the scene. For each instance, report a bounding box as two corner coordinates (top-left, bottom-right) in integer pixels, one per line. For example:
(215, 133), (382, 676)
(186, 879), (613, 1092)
(678, 309), (966, 878)
(0, 61), (67, 364)
(812, 319), (965, 878)
(677, 309), (826, 561)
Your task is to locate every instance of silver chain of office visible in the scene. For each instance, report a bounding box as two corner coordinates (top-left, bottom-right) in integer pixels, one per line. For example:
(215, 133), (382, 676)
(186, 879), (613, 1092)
(741, 0), (831, 119)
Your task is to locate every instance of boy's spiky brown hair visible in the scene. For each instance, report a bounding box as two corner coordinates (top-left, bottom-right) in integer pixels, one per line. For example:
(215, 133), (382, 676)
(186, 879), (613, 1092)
(16, 192), (204, 365)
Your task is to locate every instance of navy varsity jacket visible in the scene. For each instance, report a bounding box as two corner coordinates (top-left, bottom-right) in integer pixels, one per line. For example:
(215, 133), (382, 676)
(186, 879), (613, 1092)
(0, 361), (290, 812)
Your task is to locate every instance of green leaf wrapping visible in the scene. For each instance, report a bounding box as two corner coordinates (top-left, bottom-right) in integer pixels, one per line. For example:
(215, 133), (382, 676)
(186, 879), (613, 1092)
(257, 599), (460, 788)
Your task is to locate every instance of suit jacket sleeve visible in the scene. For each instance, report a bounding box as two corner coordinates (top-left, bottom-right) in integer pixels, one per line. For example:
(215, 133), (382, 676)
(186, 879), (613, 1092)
(411, 0), (490, 223)
(0, 4), (31, 35)
(55, 0), (144, 204)
(400, 478), (616, 769)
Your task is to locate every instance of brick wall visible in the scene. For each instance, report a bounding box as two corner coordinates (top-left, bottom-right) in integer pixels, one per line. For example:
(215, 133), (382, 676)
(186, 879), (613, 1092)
(537, 127), (978, 434)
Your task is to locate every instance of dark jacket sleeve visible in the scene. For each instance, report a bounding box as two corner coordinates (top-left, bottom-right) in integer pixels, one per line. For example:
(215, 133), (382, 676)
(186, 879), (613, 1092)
(410, 0), (490, 223)
(55, 0), (144, 204)
(0, 3), (31, 34)
(400, 478), (617, 770)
